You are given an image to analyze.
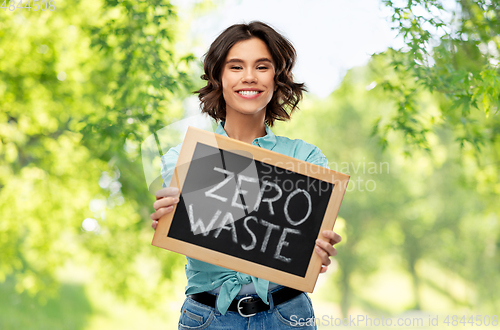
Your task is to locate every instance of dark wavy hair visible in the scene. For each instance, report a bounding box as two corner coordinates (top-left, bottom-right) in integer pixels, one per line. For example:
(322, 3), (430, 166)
(195, 21), (306, 126)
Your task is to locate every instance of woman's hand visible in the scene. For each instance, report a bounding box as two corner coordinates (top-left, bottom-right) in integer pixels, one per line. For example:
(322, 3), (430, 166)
(315, 230), (342, 273)
(150, 187), (180, 230)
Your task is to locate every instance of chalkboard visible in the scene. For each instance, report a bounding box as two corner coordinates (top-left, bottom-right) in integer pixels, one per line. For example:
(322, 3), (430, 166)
(152, 126), (349, 292)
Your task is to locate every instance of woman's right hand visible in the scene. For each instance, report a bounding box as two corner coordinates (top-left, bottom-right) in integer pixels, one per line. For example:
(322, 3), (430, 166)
(150, 187), (180, 230)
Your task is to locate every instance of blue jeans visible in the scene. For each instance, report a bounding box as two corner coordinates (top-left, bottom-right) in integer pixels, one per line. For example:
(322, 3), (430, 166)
(177, 287), (317, 329)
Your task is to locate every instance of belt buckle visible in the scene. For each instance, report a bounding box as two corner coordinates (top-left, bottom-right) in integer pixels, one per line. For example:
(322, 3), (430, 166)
(237, 296), (256, 317)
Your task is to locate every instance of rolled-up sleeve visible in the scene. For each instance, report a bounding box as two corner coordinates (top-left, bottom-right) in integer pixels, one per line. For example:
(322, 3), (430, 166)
(305, 146), (330, 169)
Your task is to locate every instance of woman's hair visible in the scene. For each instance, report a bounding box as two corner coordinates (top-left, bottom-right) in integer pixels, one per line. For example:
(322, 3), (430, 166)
(195, 21), (306, 126)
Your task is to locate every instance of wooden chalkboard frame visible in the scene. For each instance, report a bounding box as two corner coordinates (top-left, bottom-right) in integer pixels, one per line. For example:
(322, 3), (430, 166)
(152, 126), (350, 292)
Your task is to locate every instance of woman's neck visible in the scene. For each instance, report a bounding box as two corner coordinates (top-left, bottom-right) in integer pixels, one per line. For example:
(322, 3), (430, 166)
(224, 113), (266, 144)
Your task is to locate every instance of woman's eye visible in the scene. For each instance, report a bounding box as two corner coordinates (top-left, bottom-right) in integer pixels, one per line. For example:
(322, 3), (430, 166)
(231, 66), (242, 70)
(257, 66), (268, 70)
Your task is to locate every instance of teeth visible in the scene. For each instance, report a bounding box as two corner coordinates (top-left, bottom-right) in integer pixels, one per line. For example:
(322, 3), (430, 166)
(238, 90), (260, 96)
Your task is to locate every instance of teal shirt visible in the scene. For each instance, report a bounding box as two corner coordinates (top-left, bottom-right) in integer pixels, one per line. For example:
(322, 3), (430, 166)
(160, 122), (329, 314)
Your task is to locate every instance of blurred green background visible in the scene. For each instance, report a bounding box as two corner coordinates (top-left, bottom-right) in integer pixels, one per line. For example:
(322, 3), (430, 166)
(1, 0), (499, 329)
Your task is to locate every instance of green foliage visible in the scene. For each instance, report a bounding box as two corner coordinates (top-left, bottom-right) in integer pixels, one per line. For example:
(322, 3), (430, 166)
(378, 0), (500, 150)
(0, 0), (192, 307)
(371, 6), (500, 306)
(275, 58), (500, 316)
(83, 0), (195, 152)
(0, 277), (92, 330)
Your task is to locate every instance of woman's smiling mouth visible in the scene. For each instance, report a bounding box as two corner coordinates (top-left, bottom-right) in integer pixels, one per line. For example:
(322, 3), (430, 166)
(236, 89), (263, 98)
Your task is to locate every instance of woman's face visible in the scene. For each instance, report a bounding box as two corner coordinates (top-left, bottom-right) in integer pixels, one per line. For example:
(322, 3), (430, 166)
(221, 37), (276, 120)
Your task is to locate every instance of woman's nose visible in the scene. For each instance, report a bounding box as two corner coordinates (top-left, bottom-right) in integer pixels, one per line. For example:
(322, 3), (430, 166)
(241, 69), (257, 83)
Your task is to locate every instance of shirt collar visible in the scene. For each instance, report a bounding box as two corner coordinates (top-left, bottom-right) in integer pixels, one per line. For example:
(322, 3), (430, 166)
(215, 121), (277, 150)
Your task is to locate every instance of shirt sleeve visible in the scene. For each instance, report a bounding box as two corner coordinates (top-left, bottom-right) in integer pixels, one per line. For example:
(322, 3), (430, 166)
(160, 143), (182, 188)
(304, 146), (330, 169)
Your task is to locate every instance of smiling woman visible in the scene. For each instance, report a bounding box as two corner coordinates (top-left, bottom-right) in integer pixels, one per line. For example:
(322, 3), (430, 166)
(150, 21), (342, 330)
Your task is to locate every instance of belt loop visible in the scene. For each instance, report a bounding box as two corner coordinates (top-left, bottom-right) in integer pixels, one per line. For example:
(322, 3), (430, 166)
(214, 294), (221, 316)
(267, 290), (274, 310)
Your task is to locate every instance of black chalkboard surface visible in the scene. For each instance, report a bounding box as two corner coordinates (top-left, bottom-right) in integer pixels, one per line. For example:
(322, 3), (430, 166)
(152, 127), (349, 292)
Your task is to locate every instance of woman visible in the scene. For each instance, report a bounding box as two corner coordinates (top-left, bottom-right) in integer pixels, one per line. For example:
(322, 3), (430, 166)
(151, 21), (341, 329)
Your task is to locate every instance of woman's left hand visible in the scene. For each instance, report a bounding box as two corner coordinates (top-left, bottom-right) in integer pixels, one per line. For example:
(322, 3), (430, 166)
(315, 230), (342, 273)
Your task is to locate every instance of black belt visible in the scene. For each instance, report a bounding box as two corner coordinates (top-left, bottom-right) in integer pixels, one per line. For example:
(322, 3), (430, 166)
(188, 287), (302, 317)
